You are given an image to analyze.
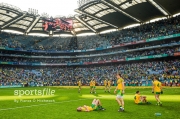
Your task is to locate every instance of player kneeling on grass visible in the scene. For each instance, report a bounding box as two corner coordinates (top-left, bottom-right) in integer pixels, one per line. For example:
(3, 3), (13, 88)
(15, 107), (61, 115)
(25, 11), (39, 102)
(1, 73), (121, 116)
(77, 99), (105, 112)
(134, 91), (151, 104)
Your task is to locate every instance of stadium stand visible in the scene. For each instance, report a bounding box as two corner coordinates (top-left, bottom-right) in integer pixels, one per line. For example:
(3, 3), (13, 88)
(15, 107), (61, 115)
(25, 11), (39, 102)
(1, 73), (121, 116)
(0, 15), (179, 51)
(0, 15), (180, 87)
(0, 2), (180, 87)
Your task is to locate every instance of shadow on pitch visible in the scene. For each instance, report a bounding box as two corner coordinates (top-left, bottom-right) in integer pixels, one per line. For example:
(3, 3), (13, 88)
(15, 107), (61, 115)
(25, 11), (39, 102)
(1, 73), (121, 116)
(92, 93), (101, 97)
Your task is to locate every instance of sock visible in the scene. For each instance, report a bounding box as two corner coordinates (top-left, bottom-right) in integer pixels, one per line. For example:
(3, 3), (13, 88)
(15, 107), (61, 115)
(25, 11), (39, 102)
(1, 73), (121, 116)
(98, 105), (103, 109)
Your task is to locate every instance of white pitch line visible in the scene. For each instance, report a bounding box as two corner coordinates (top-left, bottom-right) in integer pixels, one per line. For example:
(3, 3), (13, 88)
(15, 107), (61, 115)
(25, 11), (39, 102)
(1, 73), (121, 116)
(0, 99), (88, 111)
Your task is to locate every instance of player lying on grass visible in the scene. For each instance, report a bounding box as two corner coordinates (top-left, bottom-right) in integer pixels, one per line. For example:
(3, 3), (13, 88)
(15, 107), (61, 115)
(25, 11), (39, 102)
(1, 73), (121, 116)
(77, 99), (105, 112)
(134, 91), (151, 104)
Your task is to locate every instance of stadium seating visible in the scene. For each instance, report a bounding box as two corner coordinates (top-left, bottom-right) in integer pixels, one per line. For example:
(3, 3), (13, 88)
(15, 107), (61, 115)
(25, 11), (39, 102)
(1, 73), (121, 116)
(0, 15), (180, 87)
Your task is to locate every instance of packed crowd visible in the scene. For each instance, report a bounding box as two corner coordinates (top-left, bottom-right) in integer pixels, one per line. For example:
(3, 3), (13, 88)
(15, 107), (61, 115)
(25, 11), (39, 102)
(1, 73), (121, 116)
(0, 46), (179, 63)
(0, 15), (180, 51)
(1, 37), (179, 56)
(102, 15), (180, 46)
(0, 15), (180, 87)
(0, 59), (179, 86)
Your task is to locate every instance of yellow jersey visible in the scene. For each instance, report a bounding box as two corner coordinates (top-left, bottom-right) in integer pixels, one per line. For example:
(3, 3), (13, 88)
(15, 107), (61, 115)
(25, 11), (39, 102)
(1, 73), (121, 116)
(90, 80), (93, 86)
(104, 80), (107, 86)
(78, 81), (81, 86)
(153, 80), (162, 92)
(134, 94), (140, 104)
(92, 81), (96, 86)
(108, 81), (111, 86)
(117, 78), (124, 90)
(81, 106), (93, 111)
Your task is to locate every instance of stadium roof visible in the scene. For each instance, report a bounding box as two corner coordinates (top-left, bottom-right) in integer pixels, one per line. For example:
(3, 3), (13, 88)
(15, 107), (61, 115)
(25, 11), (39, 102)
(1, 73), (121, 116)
(0, 0), (180, 36)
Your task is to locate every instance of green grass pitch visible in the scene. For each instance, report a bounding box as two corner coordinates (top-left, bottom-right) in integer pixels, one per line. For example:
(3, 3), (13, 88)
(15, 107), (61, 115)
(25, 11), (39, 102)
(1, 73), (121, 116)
(0, 86), (180, 119)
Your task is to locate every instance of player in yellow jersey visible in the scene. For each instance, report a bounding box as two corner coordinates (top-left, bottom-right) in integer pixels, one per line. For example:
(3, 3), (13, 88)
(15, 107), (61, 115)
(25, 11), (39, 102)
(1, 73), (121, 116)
(134, 91), (150, 104)
(104, 79), (108, 92)
(114, 73), (125, 112)
(152, 76), (163, 106)
(77, 79), (81, 93)
(107, 79), (112, 93)
(77, 99), (105, 112)
(92, 78), (96, 94)
(90, 79), (93, 93)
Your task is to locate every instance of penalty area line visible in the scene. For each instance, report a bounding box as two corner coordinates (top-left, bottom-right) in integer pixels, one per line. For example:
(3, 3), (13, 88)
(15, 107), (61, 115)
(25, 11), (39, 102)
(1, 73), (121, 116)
(0, 99), (88, 111)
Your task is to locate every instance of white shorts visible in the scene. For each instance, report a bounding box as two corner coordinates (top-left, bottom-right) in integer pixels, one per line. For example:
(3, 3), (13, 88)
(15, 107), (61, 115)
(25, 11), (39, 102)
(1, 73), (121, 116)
(117, 95), (123, 99)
